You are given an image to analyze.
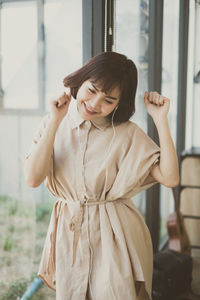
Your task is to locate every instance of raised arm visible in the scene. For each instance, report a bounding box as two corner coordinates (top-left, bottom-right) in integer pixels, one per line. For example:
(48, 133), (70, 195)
(144, 91), (179, 187)
(24, 92), (71, 187)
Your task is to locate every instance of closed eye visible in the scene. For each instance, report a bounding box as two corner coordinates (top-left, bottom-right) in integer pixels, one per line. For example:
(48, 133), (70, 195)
(104, 99), (113, 104)
(88, 88), (96, 94)
(89, 88), (114, 104)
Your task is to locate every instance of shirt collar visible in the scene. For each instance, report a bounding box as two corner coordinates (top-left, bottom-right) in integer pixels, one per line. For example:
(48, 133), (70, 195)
(67, 98), (111, 131)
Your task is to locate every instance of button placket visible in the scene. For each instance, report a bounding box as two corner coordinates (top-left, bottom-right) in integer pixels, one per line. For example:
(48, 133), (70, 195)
(78, 122), (91, 199)
(70, 122), (92, 267)
(72, 121), (96, 298)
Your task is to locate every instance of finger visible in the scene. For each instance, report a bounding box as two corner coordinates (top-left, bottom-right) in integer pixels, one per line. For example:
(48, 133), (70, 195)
(56, 93), (70, 107)
(144, 91), (149, 102)
(52, 100), (59, 106)
(64, 92), (72, 107)
(149, 92), (154, 103)
(154, 95), (159, 105)
(154, 92), (160, 105)
(158, 95), (164, 106)
(163, 97), (170, 106)
(56, 99), (63, 108)
(151, 91), (162, 105)
(149, 91), (158, 103)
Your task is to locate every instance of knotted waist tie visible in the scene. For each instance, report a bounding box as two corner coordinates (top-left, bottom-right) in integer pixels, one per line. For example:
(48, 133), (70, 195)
(61, 197), (123, 267)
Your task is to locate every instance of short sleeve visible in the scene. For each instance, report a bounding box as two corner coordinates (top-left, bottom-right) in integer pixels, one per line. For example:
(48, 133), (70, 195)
(26, 114), (51, 159)
(25, 114), (54, 188)
(106, 122), (160, 200)
(133, 124), (160, 192)
(138, 145), (160, 190)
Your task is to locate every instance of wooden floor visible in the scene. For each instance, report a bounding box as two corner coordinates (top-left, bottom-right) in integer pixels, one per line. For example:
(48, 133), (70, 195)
(176, 256), (200, 300)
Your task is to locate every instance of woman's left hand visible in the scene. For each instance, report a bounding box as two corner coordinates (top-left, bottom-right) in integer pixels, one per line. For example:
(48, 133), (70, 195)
(144, 91), (170, 122)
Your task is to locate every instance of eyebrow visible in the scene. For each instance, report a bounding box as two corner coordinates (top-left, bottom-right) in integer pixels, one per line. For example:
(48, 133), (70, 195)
(91, 83), (118, 100)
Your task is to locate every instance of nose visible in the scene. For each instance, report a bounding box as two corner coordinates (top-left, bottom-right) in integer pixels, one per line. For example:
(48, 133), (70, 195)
(89, 95), (102, 111)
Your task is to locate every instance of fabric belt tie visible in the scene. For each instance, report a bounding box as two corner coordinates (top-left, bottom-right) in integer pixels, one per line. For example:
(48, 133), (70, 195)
(66, 197), (122, 267)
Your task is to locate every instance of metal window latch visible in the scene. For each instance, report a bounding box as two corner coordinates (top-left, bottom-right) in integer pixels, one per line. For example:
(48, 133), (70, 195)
(194, 70), (200, 83)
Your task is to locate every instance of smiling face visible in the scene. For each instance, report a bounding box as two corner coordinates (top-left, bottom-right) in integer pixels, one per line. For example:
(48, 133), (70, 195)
(76, 80), (120, 121)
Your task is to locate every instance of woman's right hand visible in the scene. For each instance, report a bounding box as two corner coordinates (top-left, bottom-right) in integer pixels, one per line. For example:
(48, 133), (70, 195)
(50, 92), (71, 123)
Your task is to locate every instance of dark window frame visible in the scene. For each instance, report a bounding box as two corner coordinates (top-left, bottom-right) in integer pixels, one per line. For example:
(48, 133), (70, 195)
(146, 0), (190, 252)
(146, 0), (164, 253)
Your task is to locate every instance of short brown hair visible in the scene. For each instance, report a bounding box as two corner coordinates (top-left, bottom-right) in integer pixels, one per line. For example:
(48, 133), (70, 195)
(63, 51), (138, 124)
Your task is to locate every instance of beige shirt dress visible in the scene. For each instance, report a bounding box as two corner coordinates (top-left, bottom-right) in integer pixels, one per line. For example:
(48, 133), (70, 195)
(28, 98), (160, 300)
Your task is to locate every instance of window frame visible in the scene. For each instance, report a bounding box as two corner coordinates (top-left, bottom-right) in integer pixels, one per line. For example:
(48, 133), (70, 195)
(146, 0), (164, 252)
(82, 0), (105, 64)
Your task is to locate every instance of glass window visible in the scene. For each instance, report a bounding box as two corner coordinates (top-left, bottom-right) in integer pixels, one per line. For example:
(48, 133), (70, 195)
(185, 0), (195, 149)
(1, 1), (38, 109)
(114, 0), (149, 215)
(159, 0), (180, 243)
(0, 1), (82, 297)
(114, 0), (149, 130)
(191, 1), (200, 147)
(44, 0), (82, 109)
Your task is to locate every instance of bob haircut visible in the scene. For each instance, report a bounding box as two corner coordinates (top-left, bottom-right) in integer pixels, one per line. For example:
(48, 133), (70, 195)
(63, 51), (138, 124)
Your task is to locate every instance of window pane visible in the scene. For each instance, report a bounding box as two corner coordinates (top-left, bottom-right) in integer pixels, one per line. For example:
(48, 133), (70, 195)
(1, 1), (38, 109)
(114, 0), (149, 215)
(44, 0), (82, 108)
(114, 0), (149, 130)
(192, 2), (200, 147)
(185, 0), (195, 149)
(160, 0), (179, 243)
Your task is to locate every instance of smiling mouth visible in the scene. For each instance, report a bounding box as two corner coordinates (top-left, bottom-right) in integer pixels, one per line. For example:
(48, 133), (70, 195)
(83, 102), (99, 115)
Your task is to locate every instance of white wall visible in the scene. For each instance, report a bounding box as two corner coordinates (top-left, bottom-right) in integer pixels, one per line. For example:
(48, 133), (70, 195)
(0, 114), (51, 203)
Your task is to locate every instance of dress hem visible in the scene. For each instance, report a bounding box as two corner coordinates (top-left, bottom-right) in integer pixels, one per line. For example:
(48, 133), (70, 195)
(38, 273), (56, 292)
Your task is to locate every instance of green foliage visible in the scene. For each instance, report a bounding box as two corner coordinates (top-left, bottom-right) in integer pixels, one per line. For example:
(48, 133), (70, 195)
(1, 279), (28, 300)
(8, 224), (15, 233)
(37, 231), (46, 238)
(31, 292), (47, 300)
(0, 195), (10, 204)
(8, 200), (18, 216)
(36, 201), (53, 223)
(0, 195), (55, 299)
(0, 195), (18, 216)
(5, 257), (12, 266)
(30, 272), (38, 281)
(0, 275), (47, 300)
(3, 236), (13, 251)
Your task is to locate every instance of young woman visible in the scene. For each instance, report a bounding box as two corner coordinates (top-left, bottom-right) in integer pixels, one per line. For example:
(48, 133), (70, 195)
(24, 51), (179, 300)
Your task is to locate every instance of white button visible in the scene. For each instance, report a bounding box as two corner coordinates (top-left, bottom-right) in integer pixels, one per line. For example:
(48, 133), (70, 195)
(85, 121), (90, 127)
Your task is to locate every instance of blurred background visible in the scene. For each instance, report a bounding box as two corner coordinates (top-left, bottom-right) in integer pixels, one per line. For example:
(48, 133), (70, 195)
(0, 0), (199, 299)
